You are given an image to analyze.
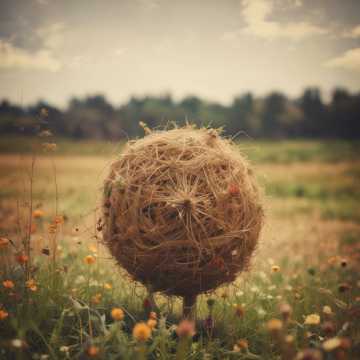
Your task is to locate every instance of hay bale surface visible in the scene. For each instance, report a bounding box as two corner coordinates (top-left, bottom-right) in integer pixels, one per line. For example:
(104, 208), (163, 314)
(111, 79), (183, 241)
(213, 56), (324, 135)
(103, 127), (263, 297)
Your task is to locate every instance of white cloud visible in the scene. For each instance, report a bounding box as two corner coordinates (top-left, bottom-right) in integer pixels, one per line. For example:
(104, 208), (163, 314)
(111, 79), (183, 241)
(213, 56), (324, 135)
(36, 23), (65, 51)
(343, 24), (360, 39)
(0, 39), (61, 72)
(324, 48), (360, 72)
(241, 0), (327, 40)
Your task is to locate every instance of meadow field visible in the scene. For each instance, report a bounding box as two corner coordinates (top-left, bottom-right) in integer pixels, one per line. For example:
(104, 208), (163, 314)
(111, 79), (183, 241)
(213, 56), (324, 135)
(0, 136), (359, 359)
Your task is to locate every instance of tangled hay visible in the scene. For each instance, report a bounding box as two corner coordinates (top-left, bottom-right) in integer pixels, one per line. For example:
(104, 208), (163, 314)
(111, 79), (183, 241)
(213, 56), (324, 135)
(102, 126), (263, 299)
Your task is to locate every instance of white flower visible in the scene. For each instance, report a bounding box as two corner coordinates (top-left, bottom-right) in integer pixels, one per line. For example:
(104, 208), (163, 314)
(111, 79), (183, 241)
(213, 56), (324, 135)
(236, 290), (244, 297)
(11, 339), (23, 348)
(74, 275), (86, 284)
(250, 286), (259, 293)
(257, 308), (266, 317)
(323, 337), (341, 351)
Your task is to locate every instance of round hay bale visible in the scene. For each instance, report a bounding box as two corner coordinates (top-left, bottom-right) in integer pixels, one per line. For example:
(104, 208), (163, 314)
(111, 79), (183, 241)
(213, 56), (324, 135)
(103, 127), (263, 299)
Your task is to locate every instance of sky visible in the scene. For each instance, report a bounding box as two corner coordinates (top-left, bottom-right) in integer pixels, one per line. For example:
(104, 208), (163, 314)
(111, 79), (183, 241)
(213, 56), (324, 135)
(0, 0), (360, 108)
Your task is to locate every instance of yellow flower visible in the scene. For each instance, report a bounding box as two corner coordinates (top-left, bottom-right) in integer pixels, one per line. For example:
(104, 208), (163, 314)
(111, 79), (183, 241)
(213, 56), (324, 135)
(33, 209), (45, 219)
(322, 305), (333, 315)
(304, 314), (320, 325)
(0, 309), (9, 320)
(84, 255), (96, 265)
(147, 319), (157, 329)
(266, 318), (283, 332)
(133, 322), (151, 342)
(323, 337), (341, 352)
(87, 345), (100, 357)
(26, 279), (38, 292)
(3, 280), (15, 289)
(103, 283), (112, 290)
(0, 237), (10, 248)
(42, 142), (57, 152)
(271, 265), (280, 273)
(111, 308), (124, 321)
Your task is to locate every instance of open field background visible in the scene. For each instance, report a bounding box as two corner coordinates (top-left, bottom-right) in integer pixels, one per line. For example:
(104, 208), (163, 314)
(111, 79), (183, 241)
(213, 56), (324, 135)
(0, 137), (359, 359)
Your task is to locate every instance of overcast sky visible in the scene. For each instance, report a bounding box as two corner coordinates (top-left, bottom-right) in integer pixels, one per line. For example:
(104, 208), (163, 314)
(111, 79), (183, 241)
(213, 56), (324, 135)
(0, 0), (360, 107)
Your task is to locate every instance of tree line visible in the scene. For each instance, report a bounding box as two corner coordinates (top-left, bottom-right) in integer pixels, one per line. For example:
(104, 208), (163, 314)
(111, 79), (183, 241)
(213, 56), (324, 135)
(1, 87), (359, 139)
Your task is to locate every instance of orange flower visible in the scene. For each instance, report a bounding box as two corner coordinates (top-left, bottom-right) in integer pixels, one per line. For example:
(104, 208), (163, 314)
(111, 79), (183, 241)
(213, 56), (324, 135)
(133, 322), (152, 341)
(84, 255), (96, 265)
(26, 279), (38, 292)
(53, 215), (64, 225)
(111, 308), (124, 321)
(33, 209), (45, 219)
(3, 280), (15, 289)
(267, 318), (283, 332)
(103, 283), (112, 290)
(149, 311), (157, 320)
(87, 345), (100, 357)
(0, 309), (9, 320)
(91, 293), (102, 305)
(147, 319), (157, 329)
(16, 254), (29, 264)
(0, 237), (10, 248)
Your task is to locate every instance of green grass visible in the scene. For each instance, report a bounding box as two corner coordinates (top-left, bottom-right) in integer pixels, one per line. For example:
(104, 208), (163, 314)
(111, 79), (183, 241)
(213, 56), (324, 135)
(0, 137), (359, 359)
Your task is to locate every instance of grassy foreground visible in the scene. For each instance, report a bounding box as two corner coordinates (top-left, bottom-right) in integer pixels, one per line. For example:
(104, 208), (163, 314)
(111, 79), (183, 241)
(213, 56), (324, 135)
(0, 135), (359, 359)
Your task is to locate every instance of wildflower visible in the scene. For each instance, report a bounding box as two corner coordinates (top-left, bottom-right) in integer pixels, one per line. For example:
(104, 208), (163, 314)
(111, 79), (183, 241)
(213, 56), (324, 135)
(236, 339), (248, 350)
(91, 293), (102, 305)
(267, 318), (283, 332)
(149, 311), (157, 320)
(0, 237), (10, 248)
(147, 318), (157, 329)
(279, 303), (292, 321)
(33, 209), (45, 219)
(234, 304), (245, 318)
(59, 346), (70, 353)
(133, 322), (152, 341)
(3, 280), (15, 289)
(89, 244), (97, 253)
(42, 142), (57, 152)
(322, 305), (333, 315)
(111, 308), (124, 321)
(0, 309), (9, 320)
(295, 349), (322, 360)
(54, 215), (64, 225)
(38, 130), (52, 137)
(26, 279), (38, 292)
(285, 335), (294, 343)
(304, 314), (320, 325)
(87, 345), (100, 357)
(176, 319), (196, 338)
(338, 283), (351, 293)
(11, 339), (25, 349)
(323, 337), (341, 352)
(103, 283), (112, 290)
(321, 321), (335, 335)
(84, 255), (96, 265)
(271, 265), (280, 273)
